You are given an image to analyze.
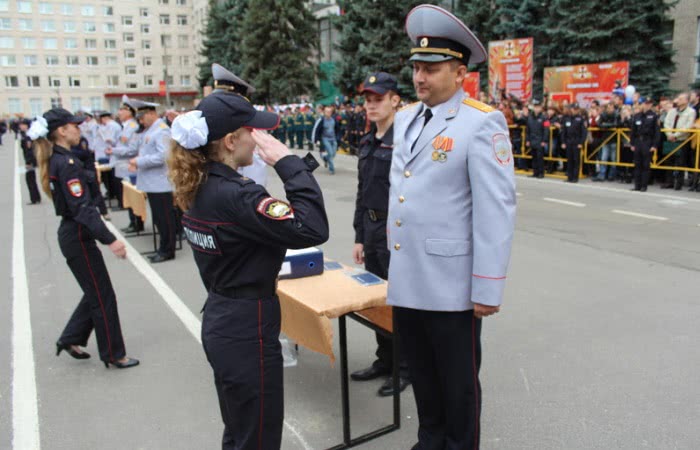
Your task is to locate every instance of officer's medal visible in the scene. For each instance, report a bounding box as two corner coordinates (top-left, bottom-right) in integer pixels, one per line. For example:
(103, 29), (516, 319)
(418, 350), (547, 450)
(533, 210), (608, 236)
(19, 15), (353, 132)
(432, 135), (454, 163)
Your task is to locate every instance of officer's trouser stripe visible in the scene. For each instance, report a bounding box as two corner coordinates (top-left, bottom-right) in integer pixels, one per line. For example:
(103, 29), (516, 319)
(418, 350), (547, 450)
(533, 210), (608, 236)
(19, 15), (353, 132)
(78, 225), (115, 362)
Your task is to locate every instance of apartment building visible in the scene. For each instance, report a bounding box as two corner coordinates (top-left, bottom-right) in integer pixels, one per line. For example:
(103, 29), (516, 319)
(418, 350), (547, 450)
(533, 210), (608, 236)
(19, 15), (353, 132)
(0, 0), (199, 117)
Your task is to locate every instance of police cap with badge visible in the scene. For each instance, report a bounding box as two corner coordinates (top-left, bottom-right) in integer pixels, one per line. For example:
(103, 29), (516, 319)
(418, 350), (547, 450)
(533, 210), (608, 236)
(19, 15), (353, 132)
(120, 94), (137, 116)
(406, 4), (487, 65)
(125, 98), (160, 119)
(212, 63), (256, 97)
(360, 72), (399, 96)
(27, 108), (85, 140)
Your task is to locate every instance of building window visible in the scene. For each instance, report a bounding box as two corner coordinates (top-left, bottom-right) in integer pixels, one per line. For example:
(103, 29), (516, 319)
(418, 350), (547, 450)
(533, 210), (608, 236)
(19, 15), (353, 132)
(178, 35), (189, 48)
(81, 5), (94, 16)
(70, 97), (81, 112)
(139, 8), (149, 17)
(64, 38), (77, 49)
(44, 38), (58, 49)
(21, 37), (34, 49)
(0, 0), (8, 12)
(103, 23), (115, 33)
(84, 22), (96, 33)
(124, 49), (135, 60)
(105, 56), (117, 65)
(8, 98), (22, 113)
(122, 16), (133, 26)
(41, 20), (55, 32)
(0, 54), (16, 66)
(142, 40), (151, 50)
(27, 75), (40, 87)
(125, 65), (136, 75)
(61, 4), (72, 15)
(166, 75), (173, 85)
(18, 19), (31, 31)
(87, 75), (99, 87)
(68, 76), (80, 87)
(84, 39), (97, 49)
(123, 33), (134, 43)
(144, 75), (153, 86)
(86, 56), (98, 66)
(126, 82), (138, 89)
(159, 14), (170, 25)
(160, 35), (171, 48)
(177, 15), (188, 26)
(141, 24), (150, 34)
(30, 99), (42, 117)
(107, 75), (119, 87)
(176, 0), (186, 5)
(17, 1), (32, 13)
(102, 6), (113, 16)
(39, 2), (52, 14)
(179, 55), (190, 66)
(0, 18), (10, 30)
(5, 75), (19, 87)
(46, 55), (59, 66)
(48, 76), (60, 87)
(0, 36), (13, 48)
(104, 39), (116, 49)
(180, 75), (191, 87)
(64, 21), (76, 33)
(90, 97), (101, 110)
(143, 56), (152, 66)
(50, 98), (61, 108)
(24, 54), (37, 66)
(66, 55), (79, 66)
(158, 0), (169, 4)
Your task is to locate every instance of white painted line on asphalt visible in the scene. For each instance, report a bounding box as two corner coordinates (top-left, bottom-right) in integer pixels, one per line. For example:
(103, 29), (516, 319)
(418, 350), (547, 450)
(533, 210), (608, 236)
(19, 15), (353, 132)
(104, 222), (314, 450)
(612, 210), (669, 221)
(12, 140), (41, 450)
(543, 197), (586, 208)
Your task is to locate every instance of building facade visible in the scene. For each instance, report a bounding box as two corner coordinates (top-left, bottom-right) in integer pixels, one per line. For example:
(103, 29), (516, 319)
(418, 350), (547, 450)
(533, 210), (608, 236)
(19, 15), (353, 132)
(668, 0), (700, 92)
(0, 0), (199, 117)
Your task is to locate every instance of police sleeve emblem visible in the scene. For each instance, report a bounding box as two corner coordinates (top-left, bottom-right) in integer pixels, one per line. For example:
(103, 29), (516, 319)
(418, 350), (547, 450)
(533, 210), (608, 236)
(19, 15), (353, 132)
(492, 133), (512, 166)
(256, 197), (294, 221)
(67, 178), (84, 197)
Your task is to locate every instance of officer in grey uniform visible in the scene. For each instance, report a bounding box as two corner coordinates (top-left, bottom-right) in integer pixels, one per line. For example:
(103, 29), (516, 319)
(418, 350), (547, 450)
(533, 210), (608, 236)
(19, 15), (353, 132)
(211, 63), (269, 186)
(99, 111), (123, 207)
(387, 5), (516, 449)
(128, 99), (177, 263)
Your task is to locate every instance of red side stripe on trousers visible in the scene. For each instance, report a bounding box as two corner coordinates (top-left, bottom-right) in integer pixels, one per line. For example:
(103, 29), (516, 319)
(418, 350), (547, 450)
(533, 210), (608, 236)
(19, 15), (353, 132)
(78, 225), (115, 362)
(258, 299), (264, 450)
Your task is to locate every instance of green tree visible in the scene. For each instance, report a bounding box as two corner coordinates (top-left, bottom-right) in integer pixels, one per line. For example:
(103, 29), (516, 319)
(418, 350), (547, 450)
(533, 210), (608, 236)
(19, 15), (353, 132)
(197, 0), (249, 88)
(455, 0), (500, 94)
(241, 0), (318, 103)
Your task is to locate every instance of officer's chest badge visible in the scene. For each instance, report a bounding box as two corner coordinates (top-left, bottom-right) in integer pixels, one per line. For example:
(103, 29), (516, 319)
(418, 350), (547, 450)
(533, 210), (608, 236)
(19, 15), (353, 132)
(431, 136), (453, 163)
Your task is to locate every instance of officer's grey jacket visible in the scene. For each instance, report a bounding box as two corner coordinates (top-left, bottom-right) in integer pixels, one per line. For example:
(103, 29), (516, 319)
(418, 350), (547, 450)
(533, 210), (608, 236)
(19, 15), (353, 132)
(94, 120), (121, 163)
(136, 118), (173, 193)
(111, 118), (141, 179)
(387, 90), (516, 311)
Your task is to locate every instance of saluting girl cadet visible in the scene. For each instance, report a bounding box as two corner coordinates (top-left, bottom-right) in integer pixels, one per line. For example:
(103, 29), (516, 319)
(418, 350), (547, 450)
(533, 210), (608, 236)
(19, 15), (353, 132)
(168, 91), (328, 450)
(29, 108), (139, 369)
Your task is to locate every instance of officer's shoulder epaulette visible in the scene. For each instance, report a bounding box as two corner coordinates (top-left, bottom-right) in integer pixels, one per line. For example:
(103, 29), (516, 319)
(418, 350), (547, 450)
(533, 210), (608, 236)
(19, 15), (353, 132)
(398, 102), (420, 113)
(462, 98), (494, 113)
(159, 122), (169, 129)
(130, 122), (138, 129)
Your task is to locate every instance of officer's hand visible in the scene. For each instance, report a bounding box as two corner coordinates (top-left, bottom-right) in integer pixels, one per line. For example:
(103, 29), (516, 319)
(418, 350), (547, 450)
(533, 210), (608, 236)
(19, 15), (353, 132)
(541, 142), (546, 148)
(128, 158), (138, 173)
(651, 147), (657, 152)
(577, 144), (582, 149)
(109, 240), (127, 259)
(105, 148), (113, 155)
(473, 303), (500, 319)
(526, 141), (530, 147)
(352, 243), (364, 265)
(251, 129), (292, 166)
(561, 144), (566, 149)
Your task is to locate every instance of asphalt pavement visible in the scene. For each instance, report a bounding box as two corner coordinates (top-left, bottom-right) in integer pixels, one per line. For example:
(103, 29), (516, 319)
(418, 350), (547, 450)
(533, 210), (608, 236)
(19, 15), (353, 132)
(3, 137), (699, 450)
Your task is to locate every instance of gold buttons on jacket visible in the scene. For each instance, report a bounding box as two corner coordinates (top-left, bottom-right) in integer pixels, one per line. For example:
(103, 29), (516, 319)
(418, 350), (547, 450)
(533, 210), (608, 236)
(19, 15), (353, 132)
(394, 243), (401, 250)
(404, 170), (411, 178)
(399, 196), (405, 203)
(395, 220), (402, 227)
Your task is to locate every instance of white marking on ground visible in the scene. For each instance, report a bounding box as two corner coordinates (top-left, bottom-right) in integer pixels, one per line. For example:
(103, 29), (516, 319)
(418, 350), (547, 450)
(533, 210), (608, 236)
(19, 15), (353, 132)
(543, 197), (586, 208)
(612, 210), (668, 221)
(658, 199), (687, 207)
(12, 140), (41, 450)
(104, 222), (313, 450)
(519, 368), (531, 394)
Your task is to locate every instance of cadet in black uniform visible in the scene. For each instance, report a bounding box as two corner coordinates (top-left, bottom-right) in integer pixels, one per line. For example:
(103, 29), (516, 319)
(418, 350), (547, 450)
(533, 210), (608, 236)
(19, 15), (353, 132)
(351, 72), (410, 396)
(19, 119), (42, 204)
(29, 109), (139, 369)
(168, 92), (328, 450)
(526, 99), (549, 178)
(630, 98), (661, 192)
(560, 103), (588, 182)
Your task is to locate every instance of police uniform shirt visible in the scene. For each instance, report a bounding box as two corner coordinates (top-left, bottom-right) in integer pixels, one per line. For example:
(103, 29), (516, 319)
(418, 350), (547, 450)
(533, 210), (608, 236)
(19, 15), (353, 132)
(406, 103), (444, 149)
(182, 155), (328, 297)
(526, 112), (549, 146)
(111, 118), (141, 179)
(561, 114), (587, 146)
(353, 125), (394, 244)
(135, 118), (172, 193)
(631, 111), (660, 148)
(49, 145), (116, 245)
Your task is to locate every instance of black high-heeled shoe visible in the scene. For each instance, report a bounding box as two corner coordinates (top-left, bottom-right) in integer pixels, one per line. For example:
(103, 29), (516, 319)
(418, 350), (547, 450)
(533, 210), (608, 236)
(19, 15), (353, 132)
(55, 340), (91, 360)
(103, 357), (140, 369)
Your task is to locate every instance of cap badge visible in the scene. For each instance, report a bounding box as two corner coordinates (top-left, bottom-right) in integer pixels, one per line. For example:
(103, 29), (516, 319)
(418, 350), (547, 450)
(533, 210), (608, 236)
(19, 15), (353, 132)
(420, 37), (429, 48)
(369, 76), (376, 83)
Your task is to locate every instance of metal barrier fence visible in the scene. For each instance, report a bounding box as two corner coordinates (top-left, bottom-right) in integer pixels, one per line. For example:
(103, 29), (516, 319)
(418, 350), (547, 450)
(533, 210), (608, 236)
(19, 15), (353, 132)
(508, 125), (700, 176)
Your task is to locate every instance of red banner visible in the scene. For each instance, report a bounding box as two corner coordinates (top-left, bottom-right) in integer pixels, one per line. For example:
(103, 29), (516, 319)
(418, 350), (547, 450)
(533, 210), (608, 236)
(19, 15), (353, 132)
(462, 72), (480, 98)
(488, 38), (533, 102)
(158, 80), (166, 97)
(543, 61), (629, 107)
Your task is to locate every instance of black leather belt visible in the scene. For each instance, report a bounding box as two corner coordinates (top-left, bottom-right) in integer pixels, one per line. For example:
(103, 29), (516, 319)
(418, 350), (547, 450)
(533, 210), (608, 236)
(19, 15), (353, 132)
(213, 283), (277, 299)
(367, 209), (388, 222)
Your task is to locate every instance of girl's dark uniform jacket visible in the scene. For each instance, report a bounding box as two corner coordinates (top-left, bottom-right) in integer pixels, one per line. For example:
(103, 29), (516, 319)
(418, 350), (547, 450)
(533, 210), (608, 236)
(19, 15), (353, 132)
(183, 154), (329, 296)
(49, 145), (116, 244)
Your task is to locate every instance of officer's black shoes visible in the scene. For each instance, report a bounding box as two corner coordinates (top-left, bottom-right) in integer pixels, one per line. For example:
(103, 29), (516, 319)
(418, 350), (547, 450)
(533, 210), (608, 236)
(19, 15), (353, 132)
(56, 340), (91, 360)
(640, 187), (647, 192)
(631, 187), (641, 191)
(149, 253), (175, 264)
(104, 357), (140, 369)
(121, 224), (145, 233)
(351, 364), (390, 381)
(378, 376), (411, 397)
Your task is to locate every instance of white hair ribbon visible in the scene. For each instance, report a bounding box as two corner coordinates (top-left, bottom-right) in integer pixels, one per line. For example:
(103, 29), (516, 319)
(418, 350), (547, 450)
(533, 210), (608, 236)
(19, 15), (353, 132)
(27, 116), (49, 140)
(171, 110), (209, 149)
